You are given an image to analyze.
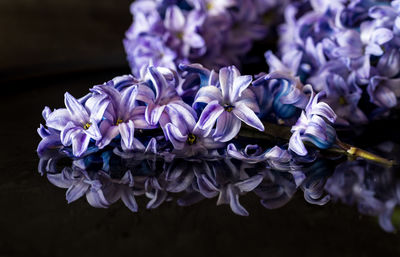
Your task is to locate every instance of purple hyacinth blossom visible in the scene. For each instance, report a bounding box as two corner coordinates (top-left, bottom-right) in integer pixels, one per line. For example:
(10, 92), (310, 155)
(164, 116), (225, 157)
(367, 76), (400, 109)
(37, 107), (62, 156)
(91, 85), (150, 151)
(289, 85), (337, 156)
(164, 6), (206, 57)
(138, 66), (198, 135)
(193, 66), (264, 142)
(45, 92), (109, 157)
(124, 35), (177, 77)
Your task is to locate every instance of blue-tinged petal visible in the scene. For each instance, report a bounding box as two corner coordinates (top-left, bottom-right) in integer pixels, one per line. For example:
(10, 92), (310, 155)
(120, 188), (138, 212)
(265, 146), (291, 162)
(377, 48), (400, 78)
(219, 66), (240, 102)
(136, 84), (155, 103)
(129, 106), (152, 129)
(71, 132), (91, 157)
(265, 51), (291, 73)
(166, 102), (197, 133)
(365, 43), (384, 56)
(309, 102), (336, 123)
(145, 103), (166, 126)
(235, 175), (263, 192)
(178, 63), (211, 87)
(61, 121), (80, 146)
(195, 100), (224, 135)
(145, 138), (157, 154)
(37, 134), (62, 156)
(97, 121), (119, 149)
(46, 169), (73, 188)
(119, 120), (135, 150)
(66, 182), (89, 203)
(230, 75), (252, 103)
(184, 32), (205, 48)
(193, 86), (223, 105)
(289, 131), (307, 156)
(164, 5), (185, 31)
(368, 5), (397, 19)
(86, 188), (109, 208)
(164, 123), (186, 150)
(213, 112), (241, 142)
(120, 85), (138, 114)
(227, 185), (249, 216)
(42, 106), (52, 120)
(232, 103), (264, 131)
(371, 28), (393, 45)
(64, 92), (89, 124)
(85, 94), (110, 123)
(148, 67), (167, 101)
(46, 108), (73, 131)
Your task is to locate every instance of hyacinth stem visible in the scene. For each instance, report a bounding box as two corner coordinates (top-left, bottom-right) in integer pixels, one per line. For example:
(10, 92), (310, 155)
(335, 140), (396, 167)
(239, 122), (395, 167)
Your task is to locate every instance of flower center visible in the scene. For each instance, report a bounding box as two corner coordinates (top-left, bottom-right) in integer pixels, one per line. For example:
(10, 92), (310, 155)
(177, 32), (184, 40)
(224, 104), (234, 112)
(338, 96), (347, 105)
(116, 118), (123, 125)
(83, 122), (92, 130)
(186, 133), (197, 145)
(206, 2), (213, 10)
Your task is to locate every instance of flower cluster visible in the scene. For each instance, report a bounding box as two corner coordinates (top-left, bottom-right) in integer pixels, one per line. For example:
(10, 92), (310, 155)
(123, 0), (282, 76)
(38, 64), (337, 159)
(266, 0), (400, 125)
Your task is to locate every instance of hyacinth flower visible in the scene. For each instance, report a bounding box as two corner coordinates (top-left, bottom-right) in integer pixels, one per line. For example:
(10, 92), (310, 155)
(45, 92), (109, 157)
(164, 113), (225, 157)
(289, 85), (337, 156)
(164, 5), (206, 57)
(90, 85), (151, 151)
(37, 107), (62, 156)
(138, 66), (197, 134)
(124, 35), (178, 78)
(193, 65), (264, 142)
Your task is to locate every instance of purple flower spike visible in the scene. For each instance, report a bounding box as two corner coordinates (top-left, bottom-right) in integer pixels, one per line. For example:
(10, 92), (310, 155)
(289, 85), (337, 156)
(91, 85), (149, 151)
(194, 66), (264, 142)
(45, 92), (109, 157)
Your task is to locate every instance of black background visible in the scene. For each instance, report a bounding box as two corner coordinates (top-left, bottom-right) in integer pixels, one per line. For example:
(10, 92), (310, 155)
(1, 1), (400, 256)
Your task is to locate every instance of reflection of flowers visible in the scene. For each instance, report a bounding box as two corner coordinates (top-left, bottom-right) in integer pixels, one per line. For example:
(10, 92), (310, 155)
(325, 161), (400, 232)
(40, 146), (400, 232)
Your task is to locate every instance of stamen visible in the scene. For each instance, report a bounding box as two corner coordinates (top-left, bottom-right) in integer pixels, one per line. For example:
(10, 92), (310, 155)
(83, 122), (92, 130)
(116, 119), (123, 125)
(186, 133), (197, 145)
(224, 104), (234, 112)
(339, 96), (347, 105)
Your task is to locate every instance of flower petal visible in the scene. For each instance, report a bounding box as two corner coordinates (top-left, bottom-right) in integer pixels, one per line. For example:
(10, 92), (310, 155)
(46, 108), (73, 131)
(230, 75), (252, 103)
(213, 112), (241, 142)
(195, 100), (224, 135)
(64, 92), (89, 124)
(71, 132), (91, 157)
(193, 86), (223, 105)
(164, 5), (185, 31)
(232, 103), (264, 131)
(145, 103), (166, 126)
(164, 123), (187, 150)
(119, 120), (136, 150)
